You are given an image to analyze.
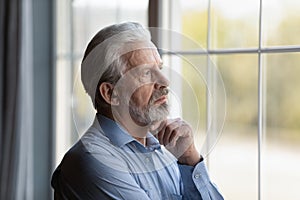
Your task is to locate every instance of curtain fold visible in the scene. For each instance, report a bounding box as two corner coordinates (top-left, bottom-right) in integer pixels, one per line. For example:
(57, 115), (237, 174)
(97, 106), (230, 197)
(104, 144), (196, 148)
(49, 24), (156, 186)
(16, 0), (34, 199)
(0, 0), (32, 199)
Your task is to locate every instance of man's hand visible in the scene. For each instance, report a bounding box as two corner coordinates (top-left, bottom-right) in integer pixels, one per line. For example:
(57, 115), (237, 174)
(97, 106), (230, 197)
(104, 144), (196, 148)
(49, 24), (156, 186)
(153, 118), (202, 166)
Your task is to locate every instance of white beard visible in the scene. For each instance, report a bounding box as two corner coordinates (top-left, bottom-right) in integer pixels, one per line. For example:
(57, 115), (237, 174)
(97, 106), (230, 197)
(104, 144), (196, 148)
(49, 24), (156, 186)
(129, 101), (169, 126)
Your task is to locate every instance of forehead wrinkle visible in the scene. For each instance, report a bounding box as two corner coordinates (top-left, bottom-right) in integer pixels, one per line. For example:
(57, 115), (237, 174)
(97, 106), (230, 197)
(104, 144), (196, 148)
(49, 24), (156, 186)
(127, 49), (161, 68)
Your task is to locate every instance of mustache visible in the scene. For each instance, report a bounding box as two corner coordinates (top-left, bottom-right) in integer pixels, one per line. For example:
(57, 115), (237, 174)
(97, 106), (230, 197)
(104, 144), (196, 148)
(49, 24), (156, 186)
(149, 88), (169, 105)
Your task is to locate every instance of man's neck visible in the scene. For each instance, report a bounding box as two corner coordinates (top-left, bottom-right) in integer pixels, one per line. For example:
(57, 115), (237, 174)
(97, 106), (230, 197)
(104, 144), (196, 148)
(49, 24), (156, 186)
(133, 137), (146, 146)
(105, 111), (149, 146)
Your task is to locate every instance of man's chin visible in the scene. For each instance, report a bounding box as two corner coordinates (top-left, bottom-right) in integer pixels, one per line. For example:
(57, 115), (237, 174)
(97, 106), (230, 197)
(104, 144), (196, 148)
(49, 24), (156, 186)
(128, 102), (169, 126)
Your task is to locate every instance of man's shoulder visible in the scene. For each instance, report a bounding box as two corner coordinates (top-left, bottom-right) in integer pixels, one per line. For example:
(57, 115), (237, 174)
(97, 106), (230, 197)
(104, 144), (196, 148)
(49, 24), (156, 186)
(80, 126), (111, 152)
(58, 126), (125, 171)
(63, 126), (115, 161)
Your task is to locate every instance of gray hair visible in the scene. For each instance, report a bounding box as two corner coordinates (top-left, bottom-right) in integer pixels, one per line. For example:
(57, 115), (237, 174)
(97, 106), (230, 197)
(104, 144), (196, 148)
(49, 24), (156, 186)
(81, 22), (152, 112)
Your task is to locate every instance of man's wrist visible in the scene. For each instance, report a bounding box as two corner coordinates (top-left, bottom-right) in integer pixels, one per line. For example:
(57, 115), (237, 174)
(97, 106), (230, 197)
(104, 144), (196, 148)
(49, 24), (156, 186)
(178, 145), (203, 166)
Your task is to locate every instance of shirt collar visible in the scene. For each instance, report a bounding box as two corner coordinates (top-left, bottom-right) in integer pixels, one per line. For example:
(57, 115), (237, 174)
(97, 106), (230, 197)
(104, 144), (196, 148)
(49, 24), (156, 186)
(96, 114), (161, 151)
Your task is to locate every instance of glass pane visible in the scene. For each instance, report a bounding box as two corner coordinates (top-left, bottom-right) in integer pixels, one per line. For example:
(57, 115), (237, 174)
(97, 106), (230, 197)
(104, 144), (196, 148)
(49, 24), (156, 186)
(56, 0), (149, 163)
(72, 59), (96, 138)
(262, 0), (300, 46)
(209, 54), (258, 200)
(162, 54), (207, 150)
(179, 0), (208, 49)
(55, 58), (73, 164)
(262, 53), (300, 199)
(71, 0), (149, 135)
(56, 0), (72, 56)
(210, 0), (259, 49)
(72, 0), (148, 56)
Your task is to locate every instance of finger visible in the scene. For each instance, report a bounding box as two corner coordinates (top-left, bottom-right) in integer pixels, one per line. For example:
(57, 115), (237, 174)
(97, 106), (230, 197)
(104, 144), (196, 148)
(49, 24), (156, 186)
(180, 121), (193, 138)
(169, 121), (191, 147)
(157, 118), (180, 145)
(163, 121), (181, 145)
(166, 118), (181, 126)
(157, 121), (167, 144)
(168, 127), (182, 147)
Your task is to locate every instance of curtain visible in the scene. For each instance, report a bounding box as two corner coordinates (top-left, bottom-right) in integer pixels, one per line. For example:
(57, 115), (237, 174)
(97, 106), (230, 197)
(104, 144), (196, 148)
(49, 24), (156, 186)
(17, 0), (34, 199)
(0, 0), (33, 199)
(0, 0), (22, 199)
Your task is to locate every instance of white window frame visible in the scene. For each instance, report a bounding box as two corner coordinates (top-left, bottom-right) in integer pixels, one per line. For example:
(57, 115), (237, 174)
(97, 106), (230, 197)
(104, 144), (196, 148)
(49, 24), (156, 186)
(155, 1), (300, 200)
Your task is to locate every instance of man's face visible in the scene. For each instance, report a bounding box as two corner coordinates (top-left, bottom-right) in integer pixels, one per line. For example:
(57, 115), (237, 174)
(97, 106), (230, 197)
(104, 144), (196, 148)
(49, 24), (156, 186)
(118, 48), (170, 126)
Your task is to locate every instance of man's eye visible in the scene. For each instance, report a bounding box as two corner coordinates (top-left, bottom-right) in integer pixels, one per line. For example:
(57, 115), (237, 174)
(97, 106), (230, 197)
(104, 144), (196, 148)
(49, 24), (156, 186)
(139, 69), (152, 83)
(143, 70), (151, 76)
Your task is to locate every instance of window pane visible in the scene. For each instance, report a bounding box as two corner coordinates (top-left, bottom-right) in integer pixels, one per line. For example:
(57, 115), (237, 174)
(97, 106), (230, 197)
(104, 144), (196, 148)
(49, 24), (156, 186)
(73, 0), (148, 56)
(56, 58), (73, 164)
(71, 0), (149, 134)
(209, 54), (258, 200)
(262, 53), (300, 199)
(162, 54), (207, 148)
(56, 0), (149, 164)
(55, 0), (74, 164)
(262, 0), (300, 46)
(72, 59), (96, 138)
(210, 0), (259, 49)
(179, 0), (208, 49)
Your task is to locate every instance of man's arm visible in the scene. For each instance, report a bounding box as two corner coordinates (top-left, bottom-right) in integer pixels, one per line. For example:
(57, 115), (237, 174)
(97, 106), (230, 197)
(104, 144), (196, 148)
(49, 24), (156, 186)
(156, 119), (224, 200)
(178, 160), (224, 200)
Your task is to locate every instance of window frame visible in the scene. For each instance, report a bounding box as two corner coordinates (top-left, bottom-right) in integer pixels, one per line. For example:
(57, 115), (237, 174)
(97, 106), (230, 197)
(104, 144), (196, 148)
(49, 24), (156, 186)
(152, 1), (300, 200)
(54, 0), (300, 199)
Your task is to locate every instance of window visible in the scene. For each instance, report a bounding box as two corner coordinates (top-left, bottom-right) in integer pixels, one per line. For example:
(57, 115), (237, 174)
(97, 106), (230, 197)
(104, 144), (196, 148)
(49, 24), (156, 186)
(55, 0), (148, 164)
(159, 0), (300, 199)
(55, 0), (300, 199)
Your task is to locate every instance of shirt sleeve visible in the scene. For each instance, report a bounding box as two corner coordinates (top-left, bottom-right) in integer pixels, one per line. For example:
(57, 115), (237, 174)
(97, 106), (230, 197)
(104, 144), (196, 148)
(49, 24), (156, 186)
(178, 161), (224, 200)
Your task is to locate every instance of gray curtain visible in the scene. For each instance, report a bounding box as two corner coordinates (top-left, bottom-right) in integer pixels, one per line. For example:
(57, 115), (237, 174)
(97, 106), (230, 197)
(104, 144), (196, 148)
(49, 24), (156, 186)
(0, 0), (33, 199)
(0, 0), (22, 198)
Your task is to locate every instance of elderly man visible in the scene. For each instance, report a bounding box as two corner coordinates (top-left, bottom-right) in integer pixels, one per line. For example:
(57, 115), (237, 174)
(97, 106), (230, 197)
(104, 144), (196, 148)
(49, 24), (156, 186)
(51, 22), (224, 200)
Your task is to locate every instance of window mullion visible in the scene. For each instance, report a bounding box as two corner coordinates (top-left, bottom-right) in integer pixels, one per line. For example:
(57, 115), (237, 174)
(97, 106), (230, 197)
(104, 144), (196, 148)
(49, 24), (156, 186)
(258, 0), (263, 199)
(205, 0), (212, 169)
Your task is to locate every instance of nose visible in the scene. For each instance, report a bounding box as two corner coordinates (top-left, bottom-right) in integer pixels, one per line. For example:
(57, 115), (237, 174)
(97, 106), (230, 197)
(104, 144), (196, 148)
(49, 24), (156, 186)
(154, 70), (169, 90)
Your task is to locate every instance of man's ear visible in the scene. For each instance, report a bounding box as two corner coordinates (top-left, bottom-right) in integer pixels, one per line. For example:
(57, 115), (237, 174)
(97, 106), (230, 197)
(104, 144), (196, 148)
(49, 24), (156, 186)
(99, 82), (119, 106)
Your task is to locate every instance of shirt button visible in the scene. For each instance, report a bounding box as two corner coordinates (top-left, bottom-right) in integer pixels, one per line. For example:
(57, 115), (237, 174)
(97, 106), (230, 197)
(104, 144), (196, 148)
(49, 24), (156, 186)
(145, 157), (150, 162)
(194, 173), (201, 179)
